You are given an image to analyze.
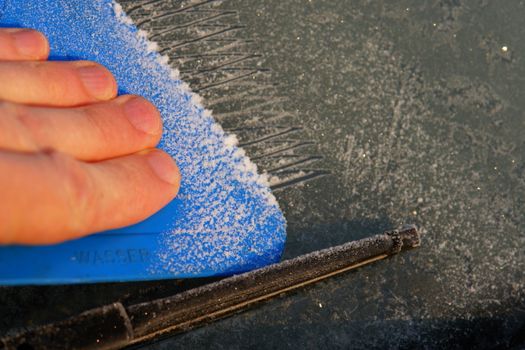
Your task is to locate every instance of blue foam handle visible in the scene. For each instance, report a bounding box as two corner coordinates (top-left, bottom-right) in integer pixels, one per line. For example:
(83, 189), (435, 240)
(0, 0), (286, 285)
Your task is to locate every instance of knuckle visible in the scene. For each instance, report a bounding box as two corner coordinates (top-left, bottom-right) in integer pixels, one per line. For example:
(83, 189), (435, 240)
(0, 101), (12, 118)
(36, 61), (69, 97)
(12, 103), (38, 132)
(46, 151), (96, 231)
(0, 100), (18, 115)
(83, 105), (114, 147)
(0, 102), (39, 150)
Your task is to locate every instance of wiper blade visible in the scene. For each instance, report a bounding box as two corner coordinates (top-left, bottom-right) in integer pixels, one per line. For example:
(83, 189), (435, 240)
(1, 226), (420, 350)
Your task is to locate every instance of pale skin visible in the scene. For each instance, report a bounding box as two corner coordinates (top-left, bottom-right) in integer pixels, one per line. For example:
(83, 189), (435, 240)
(0, 29), (181, 245)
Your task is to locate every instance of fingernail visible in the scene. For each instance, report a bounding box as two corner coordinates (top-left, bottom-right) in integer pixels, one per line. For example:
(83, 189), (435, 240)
(12, 29), (45, 57)
(123, 97), (162, 135)
(77, 65), (115, 100)
(146, 151), (180, 185)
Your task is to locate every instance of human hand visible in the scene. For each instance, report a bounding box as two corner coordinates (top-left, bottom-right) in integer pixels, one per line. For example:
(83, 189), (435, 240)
(0, 29), (180, 245)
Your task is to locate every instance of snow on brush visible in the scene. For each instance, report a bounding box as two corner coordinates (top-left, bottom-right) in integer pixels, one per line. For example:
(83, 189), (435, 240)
(110, 1), (284, 274)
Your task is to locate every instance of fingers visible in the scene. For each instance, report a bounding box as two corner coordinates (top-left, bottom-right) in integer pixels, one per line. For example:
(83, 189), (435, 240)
(0, 28), (49, 61)
(0, 149), (180, 245)
(0, 95), (163, 161)
(0, 28), (176, 245)
(0, 60), (117, 106)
